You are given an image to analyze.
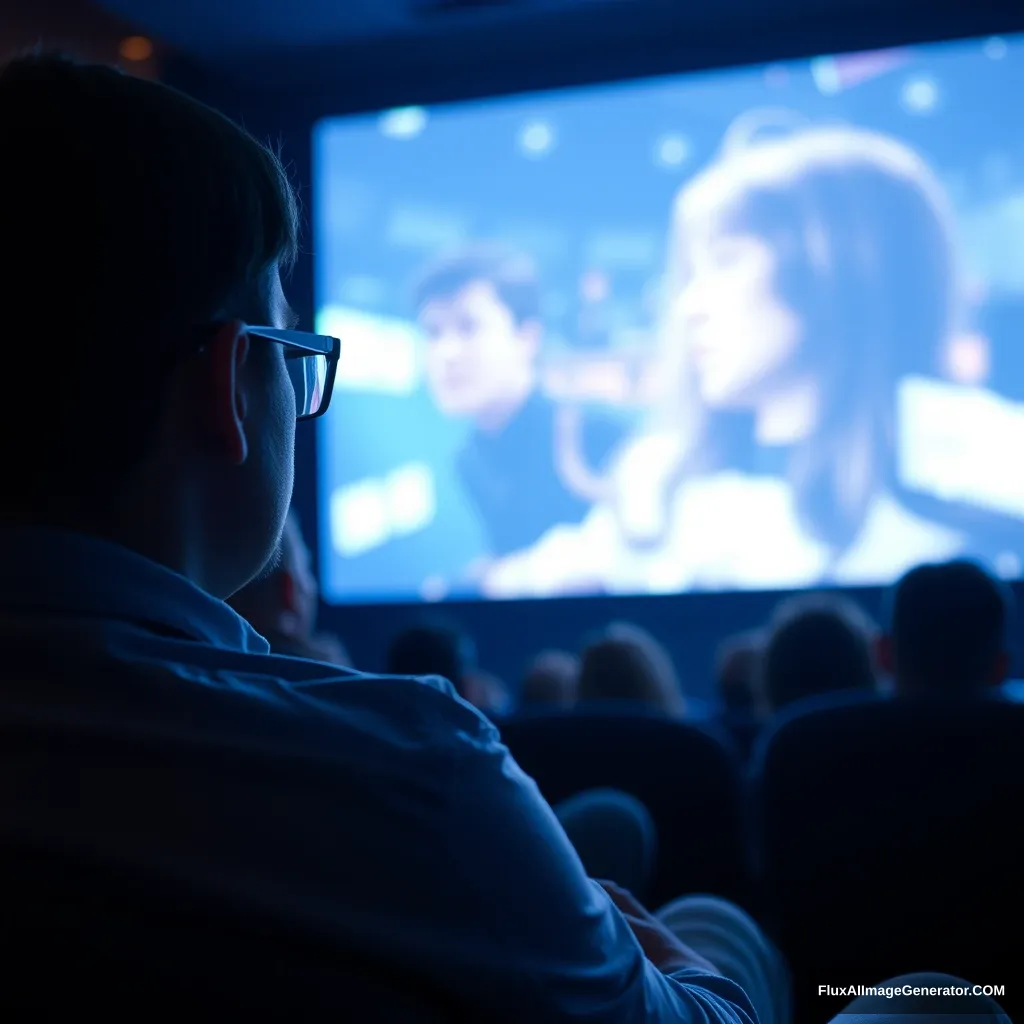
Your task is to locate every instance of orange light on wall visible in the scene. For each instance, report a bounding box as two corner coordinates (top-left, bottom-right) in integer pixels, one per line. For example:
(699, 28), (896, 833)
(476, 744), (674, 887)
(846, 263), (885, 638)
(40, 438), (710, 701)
(119, 35), (153, 61)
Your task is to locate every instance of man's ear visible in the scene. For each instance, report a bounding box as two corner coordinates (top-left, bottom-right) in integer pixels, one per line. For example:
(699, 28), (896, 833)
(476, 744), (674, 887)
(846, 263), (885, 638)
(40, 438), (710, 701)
(201, 320), (250, 466)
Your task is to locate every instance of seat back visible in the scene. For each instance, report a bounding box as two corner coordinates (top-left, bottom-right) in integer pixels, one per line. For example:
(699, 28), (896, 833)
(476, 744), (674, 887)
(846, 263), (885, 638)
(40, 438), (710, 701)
(715, 711), (763, 763)
(0, 837), (461, 1021)
(500, 708), (751, 908)
(753, 694), (1024, 1024)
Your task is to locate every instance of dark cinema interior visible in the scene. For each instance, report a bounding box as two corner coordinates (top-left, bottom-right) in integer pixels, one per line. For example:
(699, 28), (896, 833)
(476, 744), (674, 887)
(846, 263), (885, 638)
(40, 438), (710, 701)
(2, 0), (1023, 1020)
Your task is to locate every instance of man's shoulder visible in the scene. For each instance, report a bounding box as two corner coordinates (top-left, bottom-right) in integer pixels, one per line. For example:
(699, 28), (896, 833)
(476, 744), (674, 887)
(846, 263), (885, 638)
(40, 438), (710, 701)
(1, 618), (499, 765)
(290, 669), (498, 746)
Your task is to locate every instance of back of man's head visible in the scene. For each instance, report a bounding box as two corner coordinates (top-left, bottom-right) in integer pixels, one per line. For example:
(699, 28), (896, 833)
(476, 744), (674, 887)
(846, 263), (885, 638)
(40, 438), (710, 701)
(2, 53), (297, 487)
(579, 622), (686, 717)
(0, 54), (299, 597)
(715, 631), (765, 716)
(461, 670), (513, 718)
(521, 650), (580, 709)
(763, 595), (877, 712)
(385, 622), (476, 694)
(882, 560), (1013, 694)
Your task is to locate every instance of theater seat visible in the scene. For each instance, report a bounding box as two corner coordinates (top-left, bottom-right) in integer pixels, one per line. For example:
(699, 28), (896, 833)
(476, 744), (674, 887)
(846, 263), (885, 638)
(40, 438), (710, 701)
(752, 693), (1024, 1024)
(0, 837), (461, 1021)
(499, 707), (751, 909)
(714, 711), (763, 763)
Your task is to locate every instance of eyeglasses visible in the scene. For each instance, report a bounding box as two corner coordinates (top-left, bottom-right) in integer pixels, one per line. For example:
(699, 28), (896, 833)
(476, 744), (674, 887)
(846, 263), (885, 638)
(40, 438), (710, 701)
(188, 323), (340, 420)
(245, 326), (340, 421)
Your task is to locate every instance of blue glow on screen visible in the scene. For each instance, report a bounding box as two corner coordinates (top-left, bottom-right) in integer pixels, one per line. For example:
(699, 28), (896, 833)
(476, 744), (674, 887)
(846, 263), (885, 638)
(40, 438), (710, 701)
(314, 34), (1024, 604)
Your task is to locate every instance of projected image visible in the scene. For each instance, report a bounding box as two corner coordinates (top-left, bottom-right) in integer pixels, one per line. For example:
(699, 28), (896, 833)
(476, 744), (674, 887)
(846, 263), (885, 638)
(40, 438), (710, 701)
(315, 34), (1024, 603)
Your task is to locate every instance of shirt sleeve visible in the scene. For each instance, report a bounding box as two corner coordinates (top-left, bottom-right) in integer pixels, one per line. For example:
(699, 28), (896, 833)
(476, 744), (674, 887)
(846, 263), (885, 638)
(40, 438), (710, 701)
(438, 717), (759, 1024)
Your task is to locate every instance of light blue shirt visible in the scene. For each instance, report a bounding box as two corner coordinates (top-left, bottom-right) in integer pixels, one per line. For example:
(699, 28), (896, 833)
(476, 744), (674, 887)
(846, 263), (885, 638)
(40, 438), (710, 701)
(0, 526), (756, 1023)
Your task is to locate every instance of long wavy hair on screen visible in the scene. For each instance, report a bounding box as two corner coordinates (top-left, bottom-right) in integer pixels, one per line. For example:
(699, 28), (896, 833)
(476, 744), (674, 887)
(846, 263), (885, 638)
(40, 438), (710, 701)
(627, 116), (960, 555)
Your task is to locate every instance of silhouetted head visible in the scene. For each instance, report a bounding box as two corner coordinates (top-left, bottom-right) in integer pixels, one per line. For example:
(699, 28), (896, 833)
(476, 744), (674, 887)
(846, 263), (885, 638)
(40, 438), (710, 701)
(386, 621), (477, 695)
(461, 670), (514, 718)
(0, 53), (302, 599)
(579, 623), (685, 716)
(715, 630), (766, 716)
(879, 560), (1013, 695)
(521, 650), (580, 709)
(763, 594), (877, 711)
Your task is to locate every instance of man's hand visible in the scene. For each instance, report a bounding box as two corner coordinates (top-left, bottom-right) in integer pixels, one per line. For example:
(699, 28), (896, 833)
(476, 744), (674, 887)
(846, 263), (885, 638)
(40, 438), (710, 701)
(598, 881), (721, 977)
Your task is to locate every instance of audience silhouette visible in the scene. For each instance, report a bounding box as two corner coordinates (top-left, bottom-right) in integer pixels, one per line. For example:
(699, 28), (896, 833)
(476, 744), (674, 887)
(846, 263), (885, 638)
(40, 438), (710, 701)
(579, 623), (687, 717)
(762, 594), (879, 712)
(878, 560), (1013, 695)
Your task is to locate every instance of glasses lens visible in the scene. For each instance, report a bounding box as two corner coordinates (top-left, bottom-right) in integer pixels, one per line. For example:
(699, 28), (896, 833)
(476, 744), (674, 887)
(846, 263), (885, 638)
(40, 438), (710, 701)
(288, 353), (328, 418)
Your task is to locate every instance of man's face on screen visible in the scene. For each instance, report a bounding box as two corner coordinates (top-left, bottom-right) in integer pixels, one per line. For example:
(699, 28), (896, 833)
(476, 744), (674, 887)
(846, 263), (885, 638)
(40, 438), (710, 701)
(419, 280), (540, 420)
(675, 231), (803, 409)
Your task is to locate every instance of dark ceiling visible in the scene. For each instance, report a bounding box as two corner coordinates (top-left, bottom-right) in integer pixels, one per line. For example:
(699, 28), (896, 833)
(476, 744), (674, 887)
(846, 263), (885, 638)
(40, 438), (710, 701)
(93, 0), (1024, 112)
(96, 0), (629, 52)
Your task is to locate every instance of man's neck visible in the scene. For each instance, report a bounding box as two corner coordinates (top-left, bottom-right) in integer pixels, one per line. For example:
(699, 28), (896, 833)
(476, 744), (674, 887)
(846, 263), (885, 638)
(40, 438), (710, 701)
(473, 380), (535, 436)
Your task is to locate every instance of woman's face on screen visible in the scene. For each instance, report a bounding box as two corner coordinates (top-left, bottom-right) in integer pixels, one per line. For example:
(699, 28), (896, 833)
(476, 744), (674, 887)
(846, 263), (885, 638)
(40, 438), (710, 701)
(672, 221), (803, 410)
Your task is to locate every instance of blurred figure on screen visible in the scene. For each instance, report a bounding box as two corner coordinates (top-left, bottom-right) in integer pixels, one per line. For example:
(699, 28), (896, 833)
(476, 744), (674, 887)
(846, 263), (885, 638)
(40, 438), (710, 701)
(229, 512), (351, 666)
(485, 124), (980, 597)
(976, 294), (1024, 402)
(414, 245), (624, 567)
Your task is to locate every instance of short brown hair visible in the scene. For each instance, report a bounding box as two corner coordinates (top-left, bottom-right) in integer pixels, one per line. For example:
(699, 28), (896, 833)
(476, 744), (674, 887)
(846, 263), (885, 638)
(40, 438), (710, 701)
(0, 53), (299, 496)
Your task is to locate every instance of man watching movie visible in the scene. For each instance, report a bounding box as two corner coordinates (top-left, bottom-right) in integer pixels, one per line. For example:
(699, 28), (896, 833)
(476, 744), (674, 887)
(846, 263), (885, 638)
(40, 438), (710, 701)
(0, 51), (753, 1022)
(0, 51), (1004, 1024)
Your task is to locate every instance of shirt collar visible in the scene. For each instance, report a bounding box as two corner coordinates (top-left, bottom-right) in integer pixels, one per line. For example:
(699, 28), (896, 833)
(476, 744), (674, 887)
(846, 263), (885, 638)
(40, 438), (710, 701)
(468, 392), (550, 452)
(0, 526), (269, 653)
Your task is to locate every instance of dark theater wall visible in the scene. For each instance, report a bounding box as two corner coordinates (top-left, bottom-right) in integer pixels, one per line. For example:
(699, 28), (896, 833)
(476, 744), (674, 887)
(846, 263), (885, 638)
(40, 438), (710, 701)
(0, 0), (162, 76)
